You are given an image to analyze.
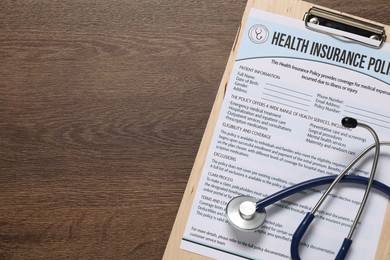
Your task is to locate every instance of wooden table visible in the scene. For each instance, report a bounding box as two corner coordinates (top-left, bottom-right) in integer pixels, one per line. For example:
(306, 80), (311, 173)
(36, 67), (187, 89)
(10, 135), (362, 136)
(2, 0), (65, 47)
(1, 1), (389, 259)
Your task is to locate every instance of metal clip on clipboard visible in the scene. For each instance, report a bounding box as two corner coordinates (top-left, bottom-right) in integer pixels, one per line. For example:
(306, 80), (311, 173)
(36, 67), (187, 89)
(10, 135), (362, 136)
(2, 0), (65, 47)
(304, 7), (386, 48)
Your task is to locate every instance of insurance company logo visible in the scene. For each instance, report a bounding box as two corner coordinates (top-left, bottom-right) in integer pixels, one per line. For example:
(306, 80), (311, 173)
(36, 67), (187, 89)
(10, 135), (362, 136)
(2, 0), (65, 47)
(248, 24), (269, 44)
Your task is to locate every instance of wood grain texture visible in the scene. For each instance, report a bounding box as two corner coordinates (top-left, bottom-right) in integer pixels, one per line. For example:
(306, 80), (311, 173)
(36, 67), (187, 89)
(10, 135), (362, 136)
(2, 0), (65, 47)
(0, 0), (389, 259)
(164, 0), (390, 259)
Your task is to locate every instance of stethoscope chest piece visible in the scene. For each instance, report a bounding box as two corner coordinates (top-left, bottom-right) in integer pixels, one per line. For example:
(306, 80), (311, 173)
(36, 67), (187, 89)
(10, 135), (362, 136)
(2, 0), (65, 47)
(226, 195), (266, 231)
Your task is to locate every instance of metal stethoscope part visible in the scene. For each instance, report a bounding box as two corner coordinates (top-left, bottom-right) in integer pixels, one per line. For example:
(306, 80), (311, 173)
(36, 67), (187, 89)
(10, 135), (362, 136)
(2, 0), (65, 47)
(226, 195), (266, 231)
(225, 117), (390, 260)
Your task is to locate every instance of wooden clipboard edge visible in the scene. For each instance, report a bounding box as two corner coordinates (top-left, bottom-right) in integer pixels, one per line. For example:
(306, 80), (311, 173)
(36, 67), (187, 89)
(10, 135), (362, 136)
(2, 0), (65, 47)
(163, 0), (390, 259)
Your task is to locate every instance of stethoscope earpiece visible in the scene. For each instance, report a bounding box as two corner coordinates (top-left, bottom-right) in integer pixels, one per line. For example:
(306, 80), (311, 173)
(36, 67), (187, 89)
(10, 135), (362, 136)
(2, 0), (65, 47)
(342, 117), (358, 128)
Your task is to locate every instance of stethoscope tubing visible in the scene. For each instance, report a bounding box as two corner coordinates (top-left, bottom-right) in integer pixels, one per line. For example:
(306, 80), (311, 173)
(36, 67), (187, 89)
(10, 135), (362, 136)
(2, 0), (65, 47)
(256, 174), (390, 260)
(284, 174), (390, 260)
(255, 141), (390, 260)
(257, 141), (390, 209)
(256, 174), (390, 209)
(225, 116), (390, 260)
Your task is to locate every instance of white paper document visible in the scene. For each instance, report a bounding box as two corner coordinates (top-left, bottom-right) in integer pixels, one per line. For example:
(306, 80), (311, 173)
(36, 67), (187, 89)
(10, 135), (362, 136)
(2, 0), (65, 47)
(181, 9), (390, 259)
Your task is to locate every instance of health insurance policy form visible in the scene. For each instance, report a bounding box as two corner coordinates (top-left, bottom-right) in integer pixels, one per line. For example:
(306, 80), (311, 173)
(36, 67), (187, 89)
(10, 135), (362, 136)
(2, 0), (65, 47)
(181, 8), (390, 260)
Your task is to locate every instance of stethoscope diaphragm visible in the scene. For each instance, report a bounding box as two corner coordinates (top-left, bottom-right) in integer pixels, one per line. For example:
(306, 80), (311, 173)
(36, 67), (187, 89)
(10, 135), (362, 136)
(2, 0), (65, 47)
(225, 195), (266, 231)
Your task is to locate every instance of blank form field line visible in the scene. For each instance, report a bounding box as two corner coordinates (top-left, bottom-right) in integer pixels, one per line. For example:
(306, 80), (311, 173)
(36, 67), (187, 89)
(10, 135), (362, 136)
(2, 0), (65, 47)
(264, 87), (312, 102)
(266, 83), (312, 97)
(345, 105), (390, 120)
(263, 82), (312, 111)
(263, 93), (310, 107)
(344, 117), (390, 130)
(262, 98), (308, 112)
(344, 110), (390, 125)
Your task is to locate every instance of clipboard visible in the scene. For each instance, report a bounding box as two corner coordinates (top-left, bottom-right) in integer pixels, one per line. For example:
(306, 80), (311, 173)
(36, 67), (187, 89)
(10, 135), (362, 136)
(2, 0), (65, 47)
(164, 0), (390, 259)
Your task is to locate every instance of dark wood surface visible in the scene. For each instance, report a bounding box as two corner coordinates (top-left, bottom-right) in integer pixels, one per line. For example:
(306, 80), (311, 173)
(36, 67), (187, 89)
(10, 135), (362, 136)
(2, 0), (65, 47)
(1, 1), (389, 259)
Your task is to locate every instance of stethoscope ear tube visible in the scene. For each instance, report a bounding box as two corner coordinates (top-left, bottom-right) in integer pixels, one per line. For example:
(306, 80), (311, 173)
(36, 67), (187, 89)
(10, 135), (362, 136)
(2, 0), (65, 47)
(290, 212), (315, 260)
(290, 119), (382, 260)
(290, 212), (353, 260)
(335, 238), (353, 260)
(263, 173), (390, 260)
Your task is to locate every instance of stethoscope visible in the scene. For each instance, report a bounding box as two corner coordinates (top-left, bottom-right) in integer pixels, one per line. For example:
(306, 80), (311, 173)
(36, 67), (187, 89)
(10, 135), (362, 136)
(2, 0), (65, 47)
(225, 117), (390, 260)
